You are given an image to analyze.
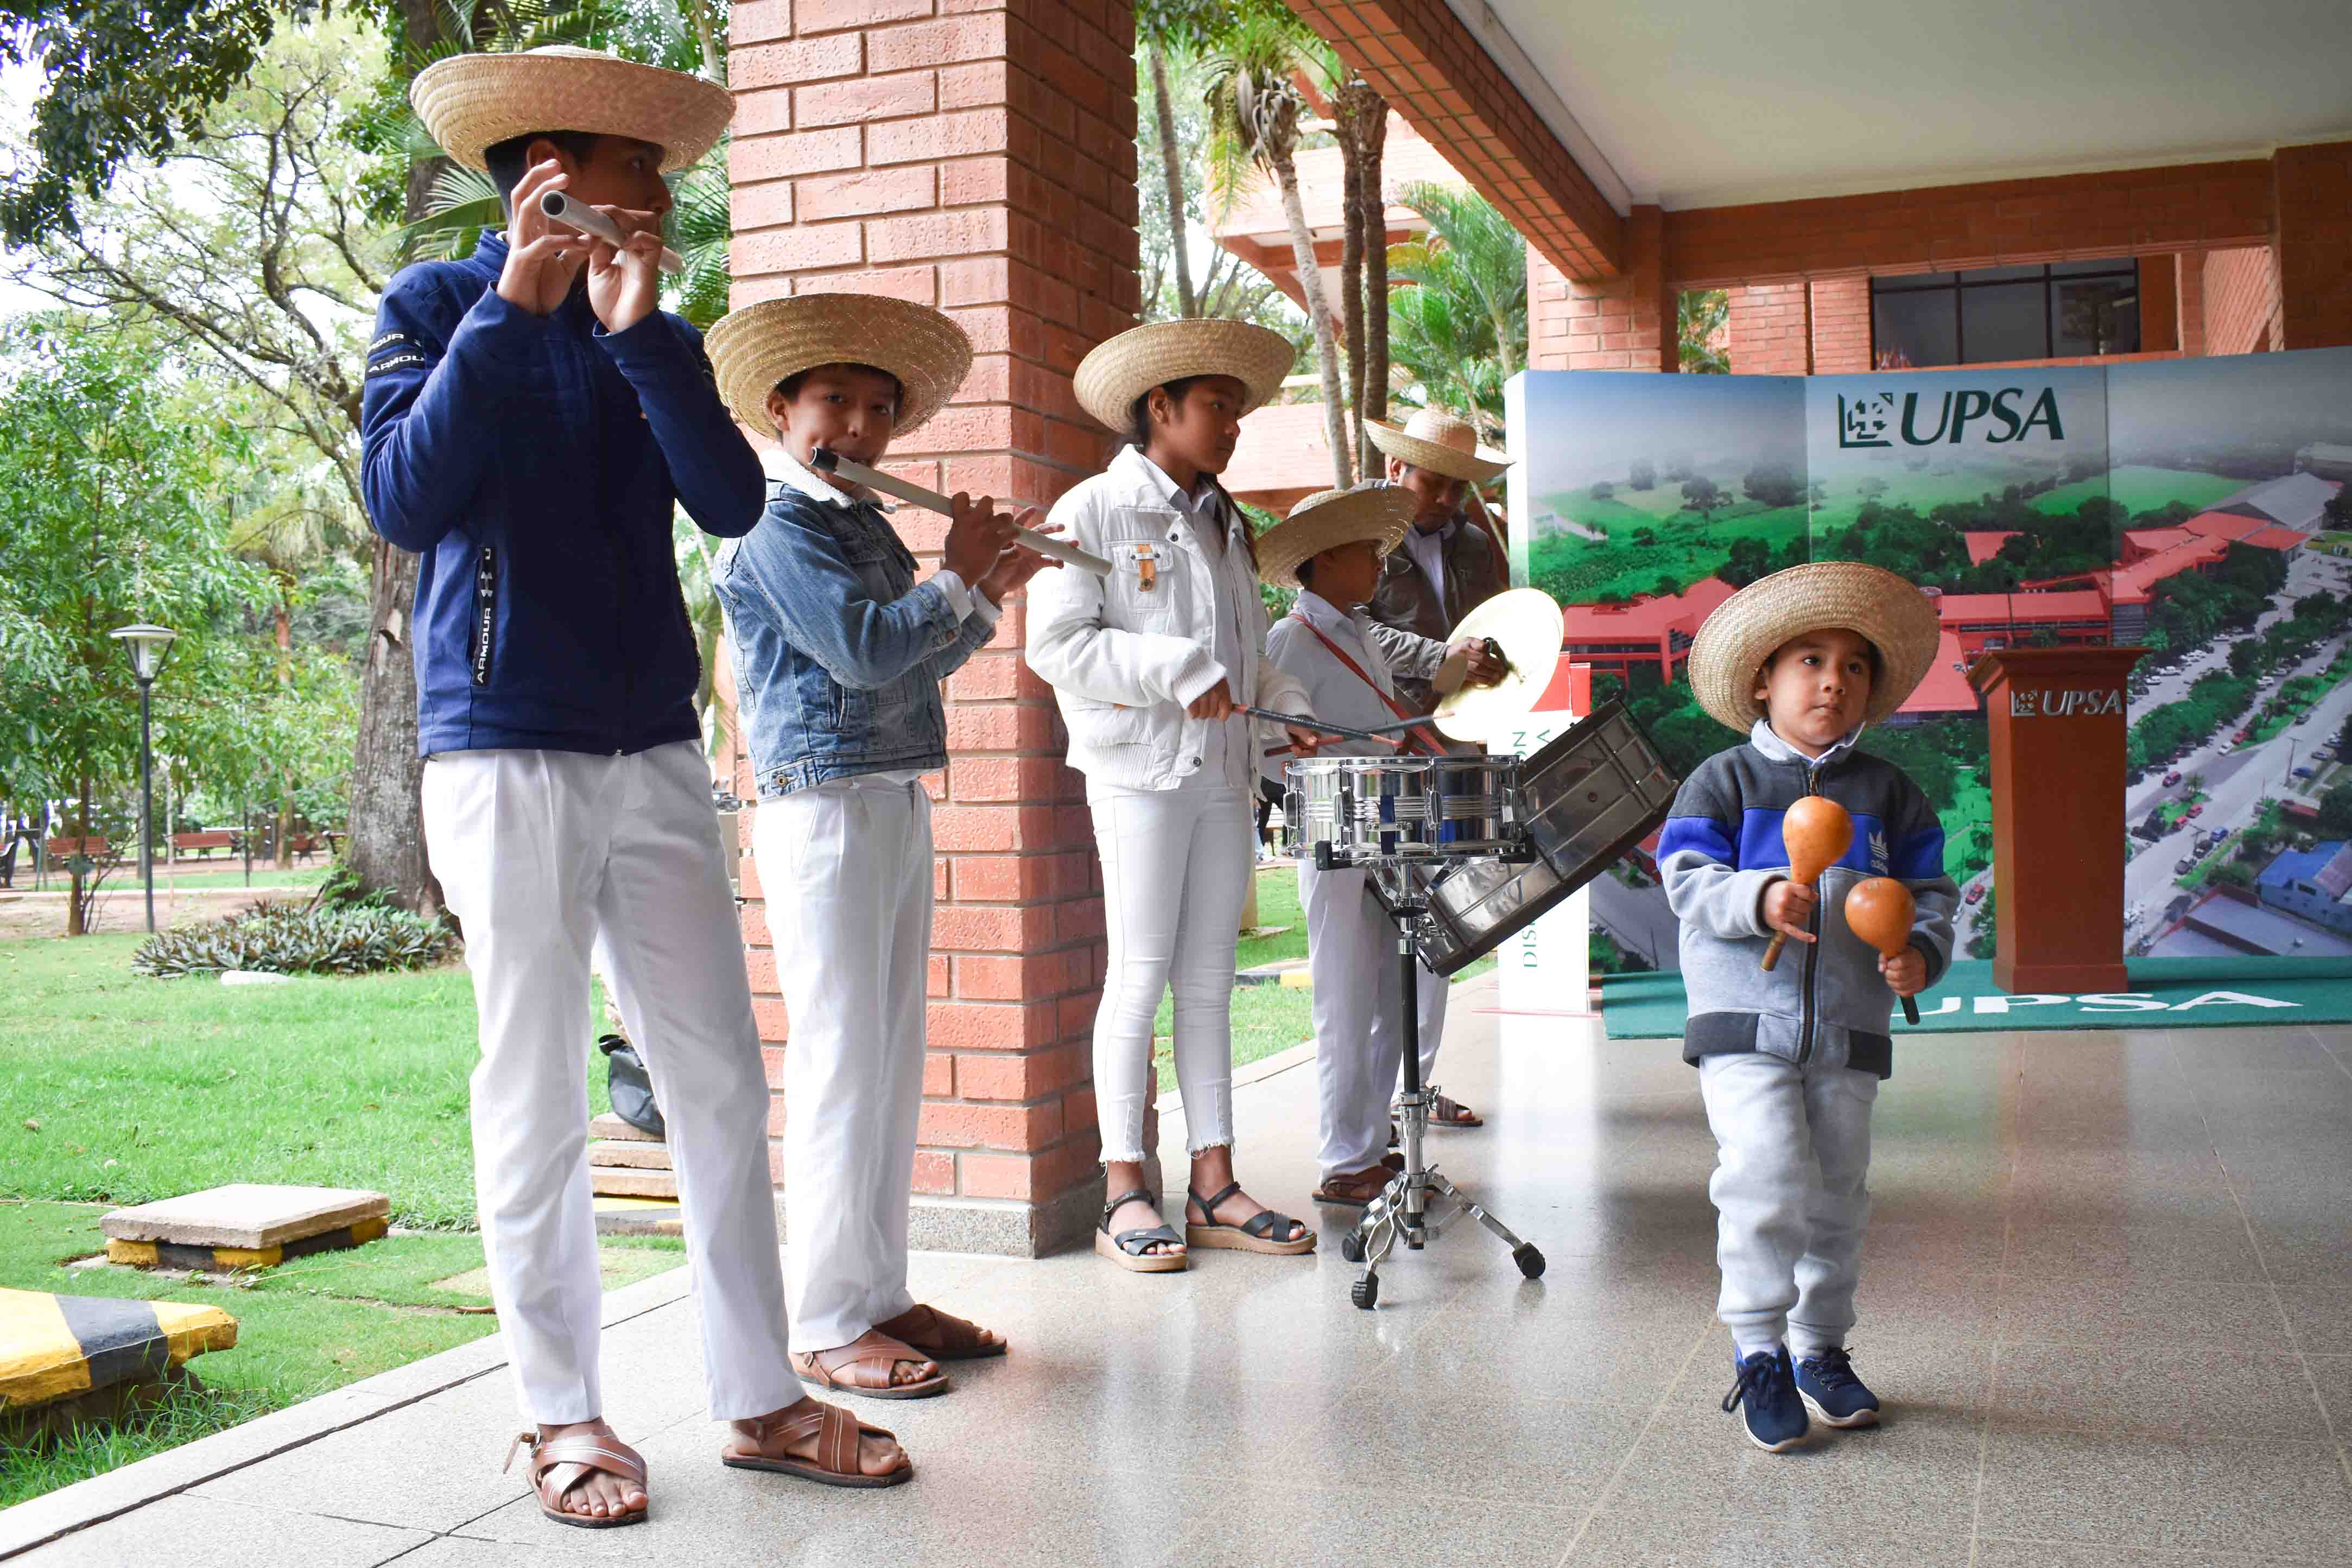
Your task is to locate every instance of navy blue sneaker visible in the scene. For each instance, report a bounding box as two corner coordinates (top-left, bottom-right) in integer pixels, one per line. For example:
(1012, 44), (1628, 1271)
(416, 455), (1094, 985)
(1795, 1345), (1881, 1428)
(1721, 1347), (1809, 1452)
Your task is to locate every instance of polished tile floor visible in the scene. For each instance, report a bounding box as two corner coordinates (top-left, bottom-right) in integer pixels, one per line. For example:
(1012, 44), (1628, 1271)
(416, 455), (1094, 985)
(12, 981), (2352, 1566)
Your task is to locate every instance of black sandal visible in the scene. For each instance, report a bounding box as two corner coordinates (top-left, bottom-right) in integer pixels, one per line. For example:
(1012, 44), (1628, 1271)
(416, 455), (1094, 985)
(1183, 1181), (1315, 1255)
(1094, 1188), (1187, 1273)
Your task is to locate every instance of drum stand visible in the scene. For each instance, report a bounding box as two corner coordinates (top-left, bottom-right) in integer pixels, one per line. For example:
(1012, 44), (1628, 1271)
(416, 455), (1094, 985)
(1336, 869), (1545, 1309)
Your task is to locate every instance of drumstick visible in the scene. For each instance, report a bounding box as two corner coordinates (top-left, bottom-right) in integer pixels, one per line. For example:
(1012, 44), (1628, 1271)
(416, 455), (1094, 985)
(1241, 706), (1396, 745)
(1846, 877), (1925, 1025)
(807, 448), (1113, 575)
(538, 192), (684, 275)
(1761, 795), (1852, 972)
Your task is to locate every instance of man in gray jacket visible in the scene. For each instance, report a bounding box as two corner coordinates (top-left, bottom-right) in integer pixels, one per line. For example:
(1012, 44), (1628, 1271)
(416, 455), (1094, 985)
(1362, 409), (1513, 711)
(1659, 562), (1955, 1454)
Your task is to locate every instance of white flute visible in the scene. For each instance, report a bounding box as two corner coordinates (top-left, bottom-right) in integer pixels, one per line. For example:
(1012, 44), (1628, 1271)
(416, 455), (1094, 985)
(538, 192), (684, 275)
(808, 448), (1113, 576)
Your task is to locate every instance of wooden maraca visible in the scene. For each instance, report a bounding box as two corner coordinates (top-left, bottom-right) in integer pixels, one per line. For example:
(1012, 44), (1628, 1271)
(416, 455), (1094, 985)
(1760, 794), (1853, 972)
(1846, 875), (1924, 1025)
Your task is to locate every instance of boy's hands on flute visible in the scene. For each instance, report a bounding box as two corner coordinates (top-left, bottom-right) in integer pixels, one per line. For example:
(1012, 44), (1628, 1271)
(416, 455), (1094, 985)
(978, 510), (1060, 604)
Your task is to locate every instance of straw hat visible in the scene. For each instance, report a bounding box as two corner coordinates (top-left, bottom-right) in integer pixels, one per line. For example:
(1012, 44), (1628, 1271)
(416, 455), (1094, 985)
(410, 46), (734, 174)
(1256, 486), (1416, 591)
(705, 295), (974, 437)
(1072, 320), (1295, 432)
(1365, 408), (1512, 483)
(1684, 561), (1942, 733)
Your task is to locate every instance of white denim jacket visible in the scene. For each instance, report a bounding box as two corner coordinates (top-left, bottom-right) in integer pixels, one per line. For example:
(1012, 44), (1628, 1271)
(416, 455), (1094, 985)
(1026, 446), (1309, 791)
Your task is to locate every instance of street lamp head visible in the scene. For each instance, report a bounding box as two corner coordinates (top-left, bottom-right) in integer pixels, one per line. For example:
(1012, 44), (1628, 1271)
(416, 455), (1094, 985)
(109, 623), (177, 682)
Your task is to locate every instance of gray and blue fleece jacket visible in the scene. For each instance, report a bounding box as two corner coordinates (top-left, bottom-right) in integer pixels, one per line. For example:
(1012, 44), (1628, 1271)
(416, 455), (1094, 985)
(1658, 720), (1958, 1078)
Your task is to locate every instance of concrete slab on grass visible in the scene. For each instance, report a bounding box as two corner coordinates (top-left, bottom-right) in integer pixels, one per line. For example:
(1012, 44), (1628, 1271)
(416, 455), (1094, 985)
(102, 1184), (390, 1250)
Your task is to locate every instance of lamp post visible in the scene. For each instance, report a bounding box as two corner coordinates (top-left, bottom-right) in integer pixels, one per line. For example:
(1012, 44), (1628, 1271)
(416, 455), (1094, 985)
(110, 624), (177, 934)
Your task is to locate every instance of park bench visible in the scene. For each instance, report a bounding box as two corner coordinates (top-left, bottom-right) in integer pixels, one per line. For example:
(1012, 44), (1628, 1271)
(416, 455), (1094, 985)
(287, 832), (323, 862)
(170, 831), (236, 860)
(44, 836), (110, 860)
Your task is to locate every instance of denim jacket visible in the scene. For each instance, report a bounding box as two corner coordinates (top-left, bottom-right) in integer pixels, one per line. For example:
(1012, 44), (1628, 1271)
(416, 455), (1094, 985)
(714, 453), (997, 796)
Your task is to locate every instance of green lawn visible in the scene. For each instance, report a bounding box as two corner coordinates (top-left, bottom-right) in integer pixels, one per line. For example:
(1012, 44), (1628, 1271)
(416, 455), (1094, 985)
(0, 935), (568, 1229)
(152, 867), (331, 889)
(0, 1199), (681, 1509)
(1529, 500), (1806, 603)
(2032, 465), (2242, 518)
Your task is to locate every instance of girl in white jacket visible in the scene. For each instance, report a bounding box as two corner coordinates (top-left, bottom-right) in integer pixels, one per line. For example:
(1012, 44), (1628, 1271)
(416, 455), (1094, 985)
(1027, 320), (1326, 1272)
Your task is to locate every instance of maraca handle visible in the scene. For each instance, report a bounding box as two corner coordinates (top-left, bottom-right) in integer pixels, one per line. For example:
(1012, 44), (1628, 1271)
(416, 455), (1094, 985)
(1899, 994), (1921, 1025)
(1759, 931), (1787, 972)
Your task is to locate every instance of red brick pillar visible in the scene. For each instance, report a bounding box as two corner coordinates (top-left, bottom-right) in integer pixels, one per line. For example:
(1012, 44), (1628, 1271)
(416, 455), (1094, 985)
(2274, 141), (2352, 350)
(725, 0), (1135, 1255)
(1528, 206), (1675, 373)
(2176, 252), (2207, 356)
(1727, 281), (1811, 374)
(1809, 275), (1870, 373)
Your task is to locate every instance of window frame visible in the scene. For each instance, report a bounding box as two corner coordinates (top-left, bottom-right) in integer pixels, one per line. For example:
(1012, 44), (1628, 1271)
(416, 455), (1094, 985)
(1869, 261), (2140, 369)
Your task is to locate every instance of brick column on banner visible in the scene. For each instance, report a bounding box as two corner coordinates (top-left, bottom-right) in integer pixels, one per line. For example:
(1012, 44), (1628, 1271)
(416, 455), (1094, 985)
(1527, 206), (1674, 373)
(2274, 141), (2352, 351)
(1727, 281), (1811, 374)
(2176, 252), (2208, 357)
(724, 0), (1136, 1256)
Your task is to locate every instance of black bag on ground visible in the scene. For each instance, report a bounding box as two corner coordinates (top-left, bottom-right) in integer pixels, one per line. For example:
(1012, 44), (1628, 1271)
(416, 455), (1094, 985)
(598, 1036), (667, 1140)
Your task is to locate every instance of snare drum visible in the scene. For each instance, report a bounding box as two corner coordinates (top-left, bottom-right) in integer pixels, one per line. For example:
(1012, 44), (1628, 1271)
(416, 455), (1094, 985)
(1282, 756), (1520, 866)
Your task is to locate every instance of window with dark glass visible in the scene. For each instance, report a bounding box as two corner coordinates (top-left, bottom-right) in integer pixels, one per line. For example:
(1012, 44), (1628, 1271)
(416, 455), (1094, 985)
(1871, 261), (2139, 369)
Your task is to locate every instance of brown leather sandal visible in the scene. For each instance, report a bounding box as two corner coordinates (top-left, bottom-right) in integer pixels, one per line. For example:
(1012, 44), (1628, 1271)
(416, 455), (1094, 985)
(721, 1399), (912, 1489)
(1311, 1165), (1393, 1209)
(793, 1328), (950, 1400)
(504, 1428), (649, 1529)
(874, 1303), (1007, 1362)
(1184, 1181), (1315, 1254)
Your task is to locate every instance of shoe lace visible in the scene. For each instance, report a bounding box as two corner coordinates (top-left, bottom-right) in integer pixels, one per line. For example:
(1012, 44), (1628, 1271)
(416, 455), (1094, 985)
(1720, 1351), (1787, 1415)
(1802, 1345), (1860, 1391)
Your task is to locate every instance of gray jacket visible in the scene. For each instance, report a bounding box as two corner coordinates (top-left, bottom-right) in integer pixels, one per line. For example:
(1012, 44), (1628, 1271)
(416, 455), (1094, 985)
(1658, 721), (1958, 1078)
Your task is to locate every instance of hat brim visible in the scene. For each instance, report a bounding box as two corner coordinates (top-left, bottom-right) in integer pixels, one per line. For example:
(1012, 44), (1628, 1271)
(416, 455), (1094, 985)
(705, 296), (974, 438)
(1257, 487), (1415, 591)
(1683, 561), (1944, 733)
(1072, 320), (1295, 433)
(410, 50), (734, 174)
(1365, 420), (1512, 483)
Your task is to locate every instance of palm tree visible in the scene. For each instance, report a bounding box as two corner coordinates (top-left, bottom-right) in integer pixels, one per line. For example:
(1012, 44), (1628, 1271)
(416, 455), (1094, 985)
(229, 485), (334, 867)
(1385, 183), (1527, 443)
(1202, 9), (1352, 488)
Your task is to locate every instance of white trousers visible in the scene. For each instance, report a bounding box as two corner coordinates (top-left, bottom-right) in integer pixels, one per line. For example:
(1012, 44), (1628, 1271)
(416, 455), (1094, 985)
(1089, 783), (1251, 1163)
(1299, 860), (1449, 1180)
(422, 742), (794, 1424)
(1697, 1051), (1879, 1356)
(751, 779), (932, 1355)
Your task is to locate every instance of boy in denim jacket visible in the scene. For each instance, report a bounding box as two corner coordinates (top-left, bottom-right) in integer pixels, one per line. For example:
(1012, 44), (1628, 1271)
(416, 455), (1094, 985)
(1659, 562), (1957, 1451)
(704, 296), (1055, 1412)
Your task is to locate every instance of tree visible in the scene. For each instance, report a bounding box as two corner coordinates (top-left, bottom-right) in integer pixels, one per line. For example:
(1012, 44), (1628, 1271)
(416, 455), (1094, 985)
(0, 0), (315, 242)
(1385, 184), (1526, 443)
(1203, 9), (1352, 487)
(1681, 477), (1727, 519)
(2324, 485), (2352, 532)
(1131, 35), (1301, 332)
(1678, 289), (1729, 374)
(1590, 481), (1615, 501)
(0, 321), (274, 934)
(2318, 782), (2352, 840)
(1742, 461), (1804, 509)
(1630, 459), (1657, 492)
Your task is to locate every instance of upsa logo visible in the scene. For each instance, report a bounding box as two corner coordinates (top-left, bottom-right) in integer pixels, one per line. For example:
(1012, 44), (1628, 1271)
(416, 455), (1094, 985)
(1838, 388), (2066, 448)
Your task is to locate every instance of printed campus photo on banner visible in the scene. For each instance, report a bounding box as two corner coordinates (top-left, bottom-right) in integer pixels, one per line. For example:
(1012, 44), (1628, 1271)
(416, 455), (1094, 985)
(1505, 346), (2352, 981)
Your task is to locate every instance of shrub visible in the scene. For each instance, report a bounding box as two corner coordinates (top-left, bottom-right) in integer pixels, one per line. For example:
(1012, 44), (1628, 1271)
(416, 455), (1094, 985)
(134, 900), (455, 979)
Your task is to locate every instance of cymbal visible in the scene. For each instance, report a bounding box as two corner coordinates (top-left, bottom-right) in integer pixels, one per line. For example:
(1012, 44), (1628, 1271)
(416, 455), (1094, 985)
(1434, 588), (1564, 742)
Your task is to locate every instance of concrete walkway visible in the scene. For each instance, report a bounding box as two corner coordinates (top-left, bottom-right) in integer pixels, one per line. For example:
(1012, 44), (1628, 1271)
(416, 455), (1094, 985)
(8, 981), (2352, 1565)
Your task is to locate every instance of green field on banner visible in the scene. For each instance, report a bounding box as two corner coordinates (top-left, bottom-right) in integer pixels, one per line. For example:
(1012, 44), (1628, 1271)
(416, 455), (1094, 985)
(1600, 957), (2352, 1038)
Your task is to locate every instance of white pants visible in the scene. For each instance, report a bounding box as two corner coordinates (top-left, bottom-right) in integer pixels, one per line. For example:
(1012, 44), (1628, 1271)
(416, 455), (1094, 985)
(1299, 860), (1449, 1180)
(423, 742), (794, 1424)
(1089, 783), (1250, 1163)
(1697, 1050), (1880, 1356)
(751, 779), (932, 1355)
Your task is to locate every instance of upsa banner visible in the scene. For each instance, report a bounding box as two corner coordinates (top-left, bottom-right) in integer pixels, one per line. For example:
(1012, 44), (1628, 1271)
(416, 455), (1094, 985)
(1504, 348), (2352, 977)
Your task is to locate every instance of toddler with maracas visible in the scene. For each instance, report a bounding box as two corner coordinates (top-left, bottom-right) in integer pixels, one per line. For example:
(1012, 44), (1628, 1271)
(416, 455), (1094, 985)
(1657, 561), (1957, 1453)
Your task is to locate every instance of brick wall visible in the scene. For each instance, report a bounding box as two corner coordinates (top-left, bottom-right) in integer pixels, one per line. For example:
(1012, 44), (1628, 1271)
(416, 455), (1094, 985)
(2274, 141), (2352, 350)
(2138, 256), (2178, 353)
(725, 0), (1135, 1255)
(2205, 245), (2281, 354)
(1665, 161), (2272, 290)
(1527, 207), (1673, 372)
(1726, 281), (1809, 375)
(2175, 252), (2206, 356)
(1809, 276), (1870, 374)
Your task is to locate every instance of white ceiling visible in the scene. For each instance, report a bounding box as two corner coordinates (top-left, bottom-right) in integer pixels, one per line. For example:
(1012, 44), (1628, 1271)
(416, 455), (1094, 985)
(1464, 0), (2352, 212)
